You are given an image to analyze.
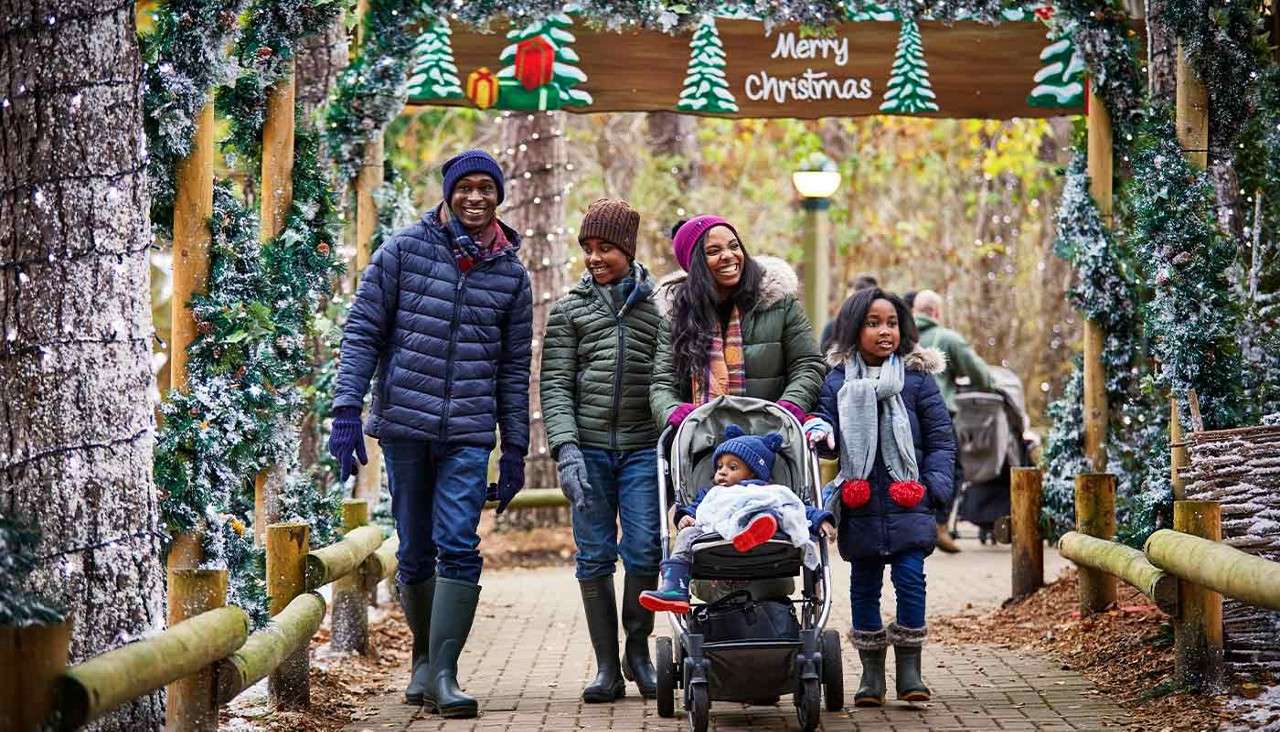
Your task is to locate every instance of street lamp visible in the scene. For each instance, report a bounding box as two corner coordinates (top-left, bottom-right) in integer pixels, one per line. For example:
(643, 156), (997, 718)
(792, 152), (842, 336)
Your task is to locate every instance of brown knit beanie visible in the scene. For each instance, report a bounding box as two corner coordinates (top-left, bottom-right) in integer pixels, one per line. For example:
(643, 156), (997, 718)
(578, 198), (640, 259)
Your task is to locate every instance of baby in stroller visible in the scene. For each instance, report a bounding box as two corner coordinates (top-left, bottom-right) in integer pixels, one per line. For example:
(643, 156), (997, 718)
(640, 424), (836, 614)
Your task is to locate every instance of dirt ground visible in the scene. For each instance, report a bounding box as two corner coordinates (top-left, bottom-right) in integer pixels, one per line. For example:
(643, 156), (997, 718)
(932, 569), (1266, 731)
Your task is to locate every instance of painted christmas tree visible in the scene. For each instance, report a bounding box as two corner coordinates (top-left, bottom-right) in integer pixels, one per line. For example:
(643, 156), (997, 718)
(407, 16), (464, 101)
(495, 13), (592, 111)
(676, 16), (739, 114)
(879, 17), (940, 114)
(844, 2), (897, 21)
(1027, 20), (1085, 107)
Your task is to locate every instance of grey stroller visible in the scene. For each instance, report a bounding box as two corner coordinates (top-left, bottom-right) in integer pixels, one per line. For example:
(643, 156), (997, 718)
(653, 396), (843, 732)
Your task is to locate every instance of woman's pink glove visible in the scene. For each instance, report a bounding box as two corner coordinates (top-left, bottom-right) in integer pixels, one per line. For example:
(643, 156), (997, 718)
(777, 399), (807, 425)
(667, 403), (696, 428)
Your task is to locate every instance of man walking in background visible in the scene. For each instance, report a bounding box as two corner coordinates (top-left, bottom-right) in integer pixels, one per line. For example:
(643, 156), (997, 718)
(913, 289), (993, 554)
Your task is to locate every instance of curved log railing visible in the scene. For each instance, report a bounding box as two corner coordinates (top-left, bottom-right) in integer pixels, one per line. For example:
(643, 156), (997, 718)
(41, 500), (393, 731)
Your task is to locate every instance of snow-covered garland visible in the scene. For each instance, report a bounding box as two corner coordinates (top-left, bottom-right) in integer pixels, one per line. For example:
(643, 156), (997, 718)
(148, 0), (346, 625)
(141, 0), (249, 228)
(0, 519), (64, 626)
(1040, 152), (1171, 545)
(216, 0), (343, 168)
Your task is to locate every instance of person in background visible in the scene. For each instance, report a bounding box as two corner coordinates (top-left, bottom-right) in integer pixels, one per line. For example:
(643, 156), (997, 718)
(912, 289), (993, 554)
(820, 273), (879, 354)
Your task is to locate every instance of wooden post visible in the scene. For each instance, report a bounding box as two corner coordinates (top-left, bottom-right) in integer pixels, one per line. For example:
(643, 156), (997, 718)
(0, 621), (70, 731)
(166, 101), (216, 654)
(267, 521), (310, 708)
(1010, 467), (1044, 599)
(1169, 40), (1208, 504)
(1074, 473), (1117, 614)
(331, 500), (371, 654)
(170, 102), (216, 391)
(255, 65), (298, 543)
(1083, 78), (1112, 473)
(166, 569), (227, 731)
(353, 135), (384, 505)
(1170, 398), (1189, 500)
(1175, 41), (1210, 169)
(1173, 500), (1224, 690)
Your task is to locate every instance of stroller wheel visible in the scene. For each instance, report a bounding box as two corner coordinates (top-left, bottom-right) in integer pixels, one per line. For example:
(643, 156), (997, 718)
(686, 684), (708, 732)
(656, 637), (676, 718)
(821, 629), (844, 711)
(795, 677), (821, 731)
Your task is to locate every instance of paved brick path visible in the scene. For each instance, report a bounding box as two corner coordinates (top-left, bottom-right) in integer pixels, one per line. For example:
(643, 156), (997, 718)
(346, 539), (1131, 731)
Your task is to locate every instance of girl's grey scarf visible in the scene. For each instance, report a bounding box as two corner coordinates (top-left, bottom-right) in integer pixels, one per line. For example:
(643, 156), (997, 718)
(835, 352), (919, 484)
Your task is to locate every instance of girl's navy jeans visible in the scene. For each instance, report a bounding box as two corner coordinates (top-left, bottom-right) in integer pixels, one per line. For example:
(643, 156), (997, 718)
(849, 549), (927, 631)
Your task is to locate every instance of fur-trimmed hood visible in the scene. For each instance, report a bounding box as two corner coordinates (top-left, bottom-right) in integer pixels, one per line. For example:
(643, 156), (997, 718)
(824, 345), (947, 374)
(653, 255), (799, 316)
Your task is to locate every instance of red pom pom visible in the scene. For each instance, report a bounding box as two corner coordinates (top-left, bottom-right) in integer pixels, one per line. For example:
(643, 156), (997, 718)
(889, 480), (926, 509)
(841, 479), (871, 509)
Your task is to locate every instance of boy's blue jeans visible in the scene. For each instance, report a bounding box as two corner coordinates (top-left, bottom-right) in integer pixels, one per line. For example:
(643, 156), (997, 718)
(571, 447), (662, 580)
(849, 549), (927, 631)
(382, 440), (490, 585)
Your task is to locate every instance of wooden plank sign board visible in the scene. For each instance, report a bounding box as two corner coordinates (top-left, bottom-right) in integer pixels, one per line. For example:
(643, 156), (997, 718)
(406, 12), (1085, 119)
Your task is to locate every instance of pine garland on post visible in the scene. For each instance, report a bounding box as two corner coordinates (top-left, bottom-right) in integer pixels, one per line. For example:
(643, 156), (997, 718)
(676, 16), (739, 114)
(1127, 110), (1244, 430)
(879, 16), (940, 114)
(141, 0), (249, 227)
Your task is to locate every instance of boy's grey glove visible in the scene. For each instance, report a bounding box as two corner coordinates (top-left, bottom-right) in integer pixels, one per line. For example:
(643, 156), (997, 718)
(556, 443), (591, 512)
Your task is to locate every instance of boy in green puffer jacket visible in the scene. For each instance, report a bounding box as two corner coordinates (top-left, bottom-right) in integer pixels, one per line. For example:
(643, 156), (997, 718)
(539, 199), (665, 704)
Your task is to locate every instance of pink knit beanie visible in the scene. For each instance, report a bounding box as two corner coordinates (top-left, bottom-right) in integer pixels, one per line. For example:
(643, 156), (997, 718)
(671, 215), (738, 272)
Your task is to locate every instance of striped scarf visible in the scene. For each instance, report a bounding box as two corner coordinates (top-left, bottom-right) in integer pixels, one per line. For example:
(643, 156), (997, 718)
(692, 306), (746, 404)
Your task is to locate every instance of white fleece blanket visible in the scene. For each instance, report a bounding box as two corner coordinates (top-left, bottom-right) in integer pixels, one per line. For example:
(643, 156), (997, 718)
(693, 483), (818, 569)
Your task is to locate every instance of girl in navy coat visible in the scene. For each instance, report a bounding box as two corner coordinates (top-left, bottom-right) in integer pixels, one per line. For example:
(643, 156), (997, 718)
(803, 288), (955, 708)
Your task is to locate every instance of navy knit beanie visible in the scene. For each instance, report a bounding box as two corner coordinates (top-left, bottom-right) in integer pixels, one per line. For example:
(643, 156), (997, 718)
(713, 425), (785, 481)
(442, 149), (505, 204)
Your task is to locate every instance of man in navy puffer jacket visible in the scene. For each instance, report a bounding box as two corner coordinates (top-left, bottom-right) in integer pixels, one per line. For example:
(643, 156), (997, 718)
(328, 149), (532, 719)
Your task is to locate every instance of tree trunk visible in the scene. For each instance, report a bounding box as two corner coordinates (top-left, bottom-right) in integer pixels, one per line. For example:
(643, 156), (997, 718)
(295, 11), (349, 121)
(1145, 0), (1177, 102)
(498, 111), (569, 527)
(0, 2), (165, 730)
(293, 11), (349, 472)
(646, 111), (698, 189)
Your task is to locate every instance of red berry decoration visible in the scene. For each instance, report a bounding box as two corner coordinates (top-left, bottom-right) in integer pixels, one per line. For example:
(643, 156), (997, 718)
(841, 479), (871, 509)
(256, 46), (273, 61)
(317, 241), (330, 256)
(888, 480), (926, 509)
(1034, 5), (1054, 21)
(234, 365), (247, 381)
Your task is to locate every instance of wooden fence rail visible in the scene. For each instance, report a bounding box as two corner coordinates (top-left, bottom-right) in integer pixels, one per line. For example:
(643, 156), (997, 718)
(1053, 486), (1280, 691)
(56, 607), (250, 730)
(1058, 531), (1177, 615)
(40, 505), (394, 730)
(1146, 529), (1280, 613)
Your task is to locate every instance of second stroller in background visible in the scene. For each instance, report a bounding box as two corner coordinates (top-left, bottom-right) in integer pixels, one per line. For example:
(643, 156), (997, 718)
(952, 366), (1038, 543)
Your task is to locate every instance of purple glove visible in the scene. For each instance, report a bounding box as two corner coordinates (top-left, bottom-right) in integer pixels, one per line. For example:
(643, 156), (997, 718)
(667, 403), (696, 428)
(327, 406), (367, 482)
(489, 447), (526, 515)
(777, 399), (807, 425)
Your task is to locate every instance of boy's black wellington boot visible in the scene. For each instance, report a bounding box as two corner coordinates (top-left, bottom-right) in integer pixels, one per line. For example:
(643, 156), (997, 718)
(422, 578), (481, 718)
(849, 628), (888, 707)
(620, 573), (659, 699)
(398, 578), (435, 705)
(580, 577), (626, 703)
(889, 622), (931, 702)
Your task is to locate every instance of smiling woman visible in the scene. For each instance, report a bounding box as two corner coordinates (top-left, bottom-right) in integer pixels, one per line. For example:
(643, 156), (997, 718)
(649, 215), (826, 430)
